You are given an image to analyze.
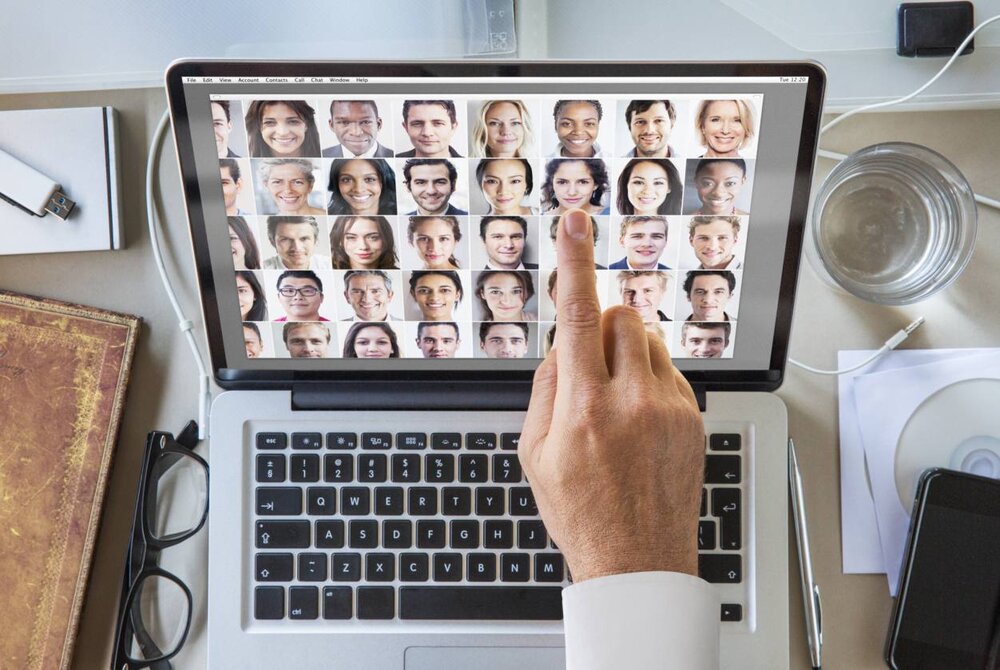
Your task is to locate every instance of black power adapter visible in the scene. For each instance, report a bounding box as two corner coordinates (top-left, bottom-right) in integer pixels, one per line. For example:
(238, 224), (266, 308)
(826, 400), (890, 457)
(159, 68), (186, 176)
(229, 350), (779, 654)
(897, 1), (975, 57)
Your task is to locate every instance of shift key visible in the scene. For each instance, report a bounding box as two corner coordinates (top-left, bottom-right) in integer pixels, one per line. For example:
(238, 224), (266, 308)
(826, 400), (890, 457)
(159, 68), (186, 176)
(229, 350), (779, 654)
(256, 520), (310, 548)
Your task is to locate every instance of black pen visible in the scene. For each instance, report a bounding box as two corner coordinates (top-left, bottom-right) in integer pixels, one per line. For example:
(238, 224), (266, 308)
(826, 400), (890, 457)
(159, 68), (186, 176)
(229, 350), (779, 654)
(789, 438), (823, 669)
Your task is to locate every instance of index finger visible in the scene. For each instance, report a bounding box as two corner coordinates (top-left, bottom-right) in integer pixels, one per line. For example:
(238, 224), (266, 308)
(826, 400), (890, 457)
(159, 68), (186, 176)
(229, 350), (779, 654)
(555, 208), (608, 382)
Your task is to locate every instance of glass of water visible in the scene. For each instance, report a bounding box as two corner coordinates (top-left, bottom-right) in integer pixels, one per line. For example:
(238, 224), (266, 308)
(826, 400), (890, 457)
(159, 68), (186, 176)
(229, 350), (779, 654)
(806, 142), (977, 305)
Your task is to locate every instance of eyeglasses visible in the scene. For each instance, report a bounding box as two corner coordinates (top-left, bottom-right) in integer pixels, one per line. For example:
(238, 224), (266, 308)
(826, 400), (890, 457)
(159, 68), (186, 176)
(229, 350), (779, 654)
(112, 424), (208, 670)
(277, 285), (320, 297)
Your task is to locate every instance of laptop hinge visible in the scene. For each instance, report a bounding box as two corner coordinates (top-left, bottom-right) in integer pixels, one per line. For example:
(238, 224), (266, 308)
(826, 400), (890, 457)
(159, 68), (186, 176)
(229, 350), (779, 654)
(695, 390), (707, 413)
(291, 381), (532, 412)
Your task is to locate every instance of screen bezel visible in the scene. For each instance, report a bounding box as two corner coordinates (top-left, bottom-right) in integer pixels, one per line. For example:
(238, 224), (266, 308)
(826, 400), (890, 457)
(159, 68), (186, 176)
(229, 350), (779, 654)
(165, 59), (825, 392)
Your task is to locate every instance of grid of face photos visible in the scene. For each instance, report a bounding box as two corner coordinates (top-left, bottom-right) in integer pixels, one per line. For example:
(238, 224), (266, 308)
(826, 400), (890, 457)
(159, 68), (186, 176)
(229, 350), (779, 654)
(213, 95), (760, 360)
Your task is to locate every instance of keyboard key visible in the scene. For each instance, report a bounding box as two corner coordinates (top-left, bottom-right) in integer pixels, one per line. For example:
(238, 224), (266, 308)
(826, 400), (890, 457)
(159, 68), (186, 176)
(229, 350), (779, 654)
(358, 454), (388, 483)
(366, 553), (395, 581)
(291, 432), (322, 450)
(710, 433), (742, 451)
(324, 454), (354, 483)
(397, 432), (426, 450)
(315, 520), (345, 548)
(298, 553), (327, 581)
(254, 586), (284, 620)
(290, 454), (320, 482)
(509, 487), (538, 516)
(256, 454), (286, 483)
(358, 586), (395, 620)
(362, 432), (392, 450)
(326, 432), (357, 450)
(705, 455), (741, 484)
(698, 520), (717, 550)
(255, 553), (293, 582)
(476, 487), (505, 516)
(698, 554), (742, 583)
(341, 487), (371, 515)
(492, 454), (522, 483)
(409, 487), (438, 516)
(399, 553), (430, 582)
(431, 433), (461, 450)
(701, 488), (707, 517)
(288, 586), (318, 620)
(534, 553), (564, 582)
(500, 433), (521, 451)
(459, 454), (489, 483)
(256, 487), (302, 516)
(256, 521), (309, 549)
(466, 433), (496, 450)
(323, 586), (353, 620)
(256, 432), (287, 450)
(442, 487), (472, 516)
(468, 553), (497, 582)
(501, 553), (531, 582)
(450, 520), (480, 549)
(306, 487), (336, 515)
(374, 487), (405, 516)
(417, 520), (446, 549)
(721, 603), (743, 622)
(399, 586), (563, 620)
(332, 553), (361, 582)
(712, 488), (742, 550)
(391, 454), (421, 482)
(433, 553), (463, 582)
(426, 454), (455, 483)
(349, 520), (378, 549)
(517, 520), (548, 549)
(484, 520), (514, 549)
(383, 520), (413, 549)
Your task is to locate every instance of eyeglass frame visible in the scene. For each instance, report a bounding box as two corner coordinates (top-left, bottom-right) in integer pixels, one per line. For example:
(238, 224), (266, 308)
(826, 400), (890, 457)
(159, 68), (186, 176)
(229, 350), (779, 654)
(111, 426), (208, 670)
(277, 285), (321, 298)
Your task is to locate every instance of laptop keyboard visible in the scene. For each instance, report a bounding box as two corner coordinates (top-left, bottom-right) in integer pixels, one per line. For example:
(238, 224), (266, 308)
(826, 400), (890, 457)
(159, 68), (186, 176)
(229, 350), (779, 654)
(252, 426), (747, 623)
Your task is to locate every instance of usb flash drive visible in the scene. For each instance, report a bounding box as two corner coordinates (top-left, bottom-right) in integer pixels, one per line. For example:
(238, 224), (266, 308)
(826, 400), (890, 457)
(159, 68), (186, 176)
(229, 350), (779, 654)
(0, 147), (76, 220)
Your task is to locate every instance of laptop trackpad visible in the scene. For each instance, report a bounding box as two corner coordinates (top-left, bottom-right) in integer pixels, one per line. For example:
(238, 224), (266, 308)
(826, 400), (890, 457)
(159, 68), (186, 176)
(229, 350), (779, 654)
(405, 646), (564, 669)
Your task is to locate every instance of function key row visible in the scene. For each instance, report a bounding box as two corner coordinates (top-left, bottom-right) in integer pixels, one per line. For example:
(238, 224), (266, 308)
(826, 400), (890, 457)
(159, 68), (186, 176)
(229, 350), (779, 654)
(257, 453), (523, 485)
(257, 432), (521, 451)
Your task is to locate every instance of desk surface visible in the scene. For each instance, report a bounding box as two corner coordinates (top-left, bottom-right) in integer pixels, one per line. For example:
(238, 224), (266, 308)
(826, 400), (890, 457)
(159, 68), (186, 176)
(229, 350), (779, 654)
(0, 87), (997, 670)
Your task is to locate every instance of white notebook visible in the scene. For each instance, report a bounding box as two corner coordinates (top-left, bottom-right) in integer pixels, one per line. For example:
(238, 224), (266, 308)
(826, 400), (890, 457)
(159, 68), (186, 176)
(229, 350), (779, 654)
(0, 106), (121, 255)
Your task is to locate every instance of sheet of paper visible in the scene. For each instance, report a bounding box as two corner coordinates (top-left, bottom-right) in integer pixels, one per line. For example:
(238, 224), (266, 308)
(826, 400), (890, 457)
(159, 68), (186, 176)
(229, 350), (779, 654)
(853, 350), (1000, 595)
(837, 349), (986, 574)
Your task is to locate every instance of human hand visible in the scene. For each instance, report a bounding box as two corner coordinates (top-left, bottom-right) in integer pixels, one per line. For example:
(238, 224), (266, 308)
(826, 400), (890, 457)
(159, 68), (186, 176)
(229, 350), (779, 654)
(518, 209), (705, 583)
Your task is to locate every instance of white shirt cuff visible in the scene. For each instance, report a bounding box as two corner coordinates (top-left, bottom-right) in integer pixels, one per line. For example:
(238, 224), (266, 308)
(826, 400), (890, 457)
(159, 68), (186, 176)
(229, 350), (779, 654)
(562, 571), (720, 670)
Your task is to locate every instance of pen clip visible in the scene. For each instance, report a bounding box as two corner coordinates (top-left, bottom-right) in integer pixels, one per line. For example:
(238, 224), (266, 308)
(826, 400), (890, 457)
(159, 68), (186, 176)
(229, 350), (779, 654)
(812, 584), (823, 647)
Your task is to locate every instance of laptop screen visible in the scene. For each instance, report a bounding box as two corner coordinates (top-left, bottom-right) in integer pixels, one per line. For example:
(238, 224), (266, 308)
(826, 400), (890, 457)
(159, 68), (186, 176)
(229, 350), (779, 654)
(166, 62), (823, 389)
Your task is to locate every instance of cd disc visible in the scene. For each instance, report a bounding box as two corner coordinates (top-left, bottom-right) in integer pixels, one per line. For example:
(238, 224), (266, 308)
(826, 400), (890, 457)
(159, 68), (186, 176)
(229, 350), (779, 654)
(895, 378), (1000, 508)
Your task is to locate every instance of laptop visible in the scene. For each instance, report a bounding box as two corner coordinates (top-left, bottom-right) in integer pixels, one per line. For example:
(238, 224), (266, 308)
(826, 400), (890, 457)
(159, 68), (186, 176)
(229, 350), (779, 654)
(165, 60), (825, 669)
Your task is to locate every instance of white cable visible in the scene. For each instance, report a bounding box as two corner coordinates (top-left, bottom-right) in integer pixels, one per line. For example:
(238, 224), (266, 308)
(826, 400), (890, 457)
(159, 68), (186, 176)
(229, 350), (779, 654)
(816, 13), (1000, 214)
(789, 317), (925, 376)
(820, 13), (1000, 136)
(146, 110), (212, 439)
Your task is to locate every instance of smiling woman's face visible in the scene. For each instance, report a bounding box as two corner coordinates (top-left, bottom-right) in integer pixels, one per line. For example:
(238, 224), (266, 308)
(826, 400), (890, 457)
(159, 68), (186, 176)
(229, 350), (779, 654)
(260, 102), (307, 156)
(353, 325), (394, 358)
(412, 275), (459, 321)
(626, 161), (669, 215)
(552, 161), (596, 211)
(337, 159), (382, 214)
(485, 101), (525, 157)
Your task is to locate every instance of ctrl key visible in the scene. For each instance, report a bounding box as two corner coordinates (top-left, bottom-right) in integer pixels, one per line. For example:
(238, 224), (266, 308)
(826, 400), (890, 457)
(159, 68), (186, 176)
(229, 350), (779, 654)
(255, 586), (284, 620)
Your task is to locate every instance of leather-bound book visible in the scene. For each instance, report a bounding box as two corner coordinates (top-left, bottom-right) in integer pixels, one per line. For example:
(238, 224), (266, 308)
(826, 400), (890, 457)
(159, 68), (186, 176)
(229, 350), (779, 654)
(0, 290), (140, 670)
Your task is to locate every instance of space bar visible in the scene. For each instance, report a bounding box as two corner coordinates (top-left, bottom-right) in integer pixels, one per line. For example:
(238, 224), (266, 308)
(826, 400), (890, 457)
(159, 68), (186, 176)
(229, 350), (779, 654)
(399, 586), (564, 620)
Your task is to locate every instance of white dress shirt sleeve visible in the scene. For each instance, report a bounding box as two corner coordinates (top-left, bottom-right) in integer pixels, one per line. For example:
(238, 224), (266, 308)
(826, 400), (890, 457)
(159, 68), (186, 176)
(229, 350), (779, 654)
(562, 571), (720, 670)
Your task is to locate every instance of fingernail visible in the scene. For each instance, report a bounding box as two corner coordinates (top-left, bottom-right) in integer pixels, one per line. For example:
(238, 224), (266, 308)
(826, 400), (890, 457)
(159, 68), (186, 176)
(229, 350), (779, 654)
(563, 209), (590, 240)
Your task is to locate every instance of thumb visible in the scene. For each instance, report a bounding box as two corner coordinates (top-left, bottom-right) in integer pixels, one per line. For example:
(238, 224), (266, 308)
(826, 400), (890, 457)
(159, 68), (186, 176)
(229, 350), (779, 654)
(519, 354), (558, 475)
